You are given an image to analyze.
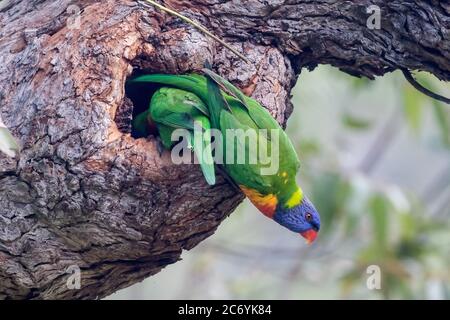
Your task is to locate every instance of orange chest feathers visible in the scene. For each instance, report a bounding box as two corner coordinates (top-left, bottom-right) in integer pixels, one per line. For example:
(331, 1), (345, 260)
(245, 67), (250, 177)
(239, 185), (278, 218)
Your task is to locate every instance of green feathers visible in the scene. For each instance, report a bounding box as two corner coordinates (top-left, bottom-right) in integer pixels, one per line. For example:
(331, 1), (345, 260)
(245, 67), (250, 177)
(129, 69), (300, 201)
(134, 87), (216, 185)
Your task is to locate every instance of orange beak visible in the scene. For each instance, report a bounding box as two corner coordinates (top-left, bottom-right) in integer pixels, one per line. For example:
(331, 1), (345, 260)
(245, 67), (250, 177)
(300, 229), (318, 244)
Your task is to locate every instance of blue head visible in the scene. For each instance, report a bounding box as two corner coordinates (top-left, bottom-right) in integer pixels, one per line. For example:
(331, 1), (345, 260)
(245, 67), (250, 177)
(273, 196), (321, 244)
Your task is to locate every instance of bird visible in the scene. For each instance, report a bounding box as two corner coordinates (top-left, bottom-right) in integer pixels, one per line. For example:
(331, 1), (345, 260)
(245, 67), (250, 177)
(130, 68), (321, 244)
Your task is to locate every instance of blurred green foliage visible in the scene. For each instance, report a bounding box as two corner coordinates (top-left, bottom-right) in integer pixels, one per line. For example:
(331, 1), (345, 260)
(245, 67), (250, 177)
(298, 69), (450, 299)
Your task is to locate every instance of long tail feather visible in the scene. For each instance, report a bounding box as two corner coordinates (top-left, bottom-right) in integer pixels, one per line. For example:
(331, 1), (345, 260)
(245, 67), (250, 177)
(202, 68), (249, 110)
(191, 117), (215, 185)
(130, 74), (210, 115)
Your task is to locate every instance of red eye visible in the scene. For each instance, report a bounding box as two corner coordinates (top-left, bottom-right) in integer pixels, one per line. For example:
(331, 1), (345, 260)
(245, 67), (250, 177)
(306, 213), (312, 222)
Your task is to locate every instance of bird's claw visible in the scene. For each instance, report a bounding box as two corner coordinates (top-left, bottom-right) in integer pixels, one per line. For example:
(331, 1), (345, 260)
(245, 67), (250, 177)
(156, 136), (165, 157)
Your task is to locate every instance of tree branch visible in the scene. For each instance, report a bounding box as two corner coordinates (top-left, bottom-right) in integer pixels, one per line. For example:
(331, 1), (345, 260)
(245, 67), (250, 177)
(196, 0), (450, 80)
(402, 69), (450, 104)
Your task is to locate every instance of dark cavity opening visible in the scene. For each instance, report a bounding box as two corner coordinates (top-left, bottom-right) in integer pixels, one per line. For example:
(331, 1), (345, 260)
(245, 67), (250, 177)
(116, 69), (161, 138)
(115, 68), (188, 158)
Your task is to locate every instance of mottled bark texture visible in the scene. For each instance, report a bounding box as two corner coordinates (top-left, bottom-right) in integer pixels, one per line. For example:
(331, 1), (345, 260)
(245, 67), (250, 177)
(0, 0), (448, 299)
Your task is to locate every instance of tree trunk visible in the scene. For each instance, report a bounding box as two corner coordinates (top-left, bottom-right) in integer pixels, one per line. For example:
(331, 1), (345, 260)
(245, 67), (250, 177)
(0, 0), (448, 299)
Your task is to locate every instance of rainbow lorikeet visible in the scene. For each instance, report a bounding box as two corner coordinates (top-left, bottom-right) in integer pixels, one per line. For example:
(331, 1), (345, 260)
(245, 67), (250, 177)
(131, 68), (320, 243)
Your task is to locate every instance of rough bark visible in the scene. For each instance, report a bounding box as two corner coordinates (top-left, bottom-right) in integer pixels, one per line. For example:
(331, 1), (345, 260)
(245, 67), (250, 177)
(0, 0), (448, 299)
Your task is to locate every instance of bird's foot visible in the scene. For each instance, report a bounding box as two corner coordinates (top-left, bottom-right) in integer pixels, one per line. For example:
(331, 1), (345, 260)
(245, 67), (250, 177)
(155, 136), (165, 157)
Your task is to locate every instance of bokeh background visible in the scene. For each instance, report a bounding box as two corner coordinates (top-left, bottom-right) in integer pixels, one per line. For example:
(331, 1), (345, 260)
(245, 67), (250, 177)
(108, 66), (450, 300)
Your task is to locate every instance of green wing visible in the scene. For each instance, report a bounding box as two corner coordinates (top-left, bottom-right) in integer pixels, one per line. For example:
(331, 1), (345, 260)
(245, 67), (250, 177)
(202, 68), (281, 133)
(191, 115), (215, 185)
(204, 73), (274, 191)
(202, 68), (300, 176)
(144, 87), (216, 185)
(131, 74), (209, 116)
(219, 111), (274, 192)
